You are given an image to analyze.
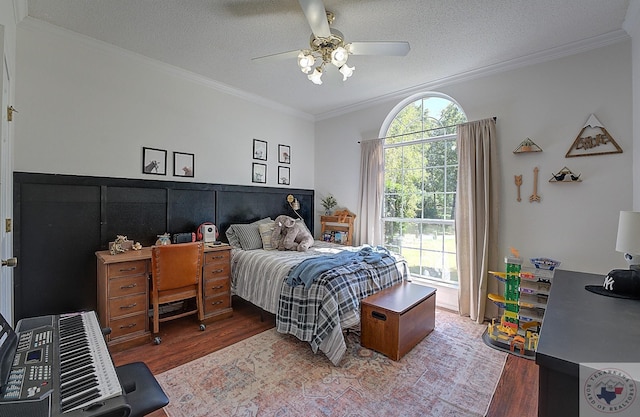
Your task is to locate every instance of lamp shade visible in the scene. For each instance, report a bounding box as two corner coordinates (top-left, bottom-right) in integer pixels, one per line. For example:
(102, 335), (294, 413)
(616, 211), (640, 255)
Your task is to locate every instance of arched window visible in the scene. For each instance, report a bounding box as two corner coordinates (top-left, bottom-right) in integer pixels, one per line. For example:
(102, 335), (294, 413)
(381, 93), (466, 285)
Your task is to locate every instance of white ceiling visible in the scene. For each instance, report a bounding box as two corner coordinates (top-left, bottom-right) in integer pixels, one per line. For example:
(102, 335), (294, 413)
(25, 0), (632, 119)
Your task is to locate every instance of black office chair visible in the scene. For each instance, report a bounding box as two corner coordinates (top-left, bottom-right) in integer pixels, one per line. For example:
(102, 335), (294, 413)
(115, 362), (169, 417)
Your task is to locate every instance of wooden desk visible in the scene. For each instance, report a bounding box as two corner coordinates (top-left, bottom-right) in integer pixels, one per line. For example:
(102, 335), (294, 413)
(96, 244), (233, 351)
(536, 269), (640, 417)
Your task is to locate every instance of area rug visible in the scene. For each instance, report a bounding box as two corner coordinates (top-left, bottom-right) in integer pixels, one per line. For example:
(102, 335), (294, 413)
(156, 309), (506, 417)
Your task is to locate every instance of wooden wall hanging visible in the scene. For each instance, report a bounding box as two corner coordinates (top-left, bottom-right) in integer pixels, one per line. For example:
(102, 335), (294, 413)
(514, 175), (522, 202)
(565, 114), (622, 157)
(529, 167), (541, 203)
(514, 138), (542, 153)
(549, 166), (581, 182)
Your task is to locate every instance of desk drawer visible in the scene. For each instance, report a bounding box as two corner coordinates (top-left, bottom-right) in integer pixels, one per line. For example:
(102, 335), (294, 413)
(109, 313), (147, 339)
(204, 293), (231, 315)
(108, 260), (147, 278)
(109, 293), (147, 319)
(109, 275), (147, 298)
(204, 276), (230, 297)
(204, 251), (229, 265)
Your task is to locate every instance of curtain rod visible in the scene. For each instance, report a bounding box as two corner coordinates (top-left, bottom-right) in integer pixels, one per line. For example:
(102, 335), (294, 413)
(358, 116), (497, 144)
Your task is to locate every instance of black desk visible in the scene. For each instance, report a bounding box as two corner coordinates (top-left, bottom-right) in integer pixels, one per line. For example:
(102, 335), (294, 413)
(536, 269), (640, 417)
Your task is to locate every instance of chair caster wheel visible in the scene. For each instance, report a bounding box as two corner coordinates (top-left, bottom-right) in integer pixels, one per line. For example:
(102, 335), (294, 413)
(199, 324), (206, 331)
(153, 337), (162, 345)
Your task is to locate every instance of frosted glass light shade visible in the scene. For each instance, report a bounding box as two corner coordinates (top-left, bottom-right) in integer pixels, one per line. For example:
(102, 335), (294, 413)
(616, 211), (640, 267)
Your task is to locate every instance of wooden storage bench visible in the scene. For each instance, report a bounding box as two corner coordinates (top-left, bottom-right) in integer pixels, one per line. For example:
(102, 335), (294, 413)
(361, 282), (436, 360)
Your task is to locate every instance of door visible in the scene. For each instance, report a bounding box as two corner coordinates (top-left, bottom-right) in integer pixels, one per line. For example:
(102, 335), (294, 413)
(0, 25), (15, 325)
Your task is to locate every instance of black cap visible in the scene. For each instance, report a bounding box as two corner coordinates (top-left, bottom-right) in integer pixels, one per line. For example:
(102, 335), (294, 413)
(585, 269), (640, 300)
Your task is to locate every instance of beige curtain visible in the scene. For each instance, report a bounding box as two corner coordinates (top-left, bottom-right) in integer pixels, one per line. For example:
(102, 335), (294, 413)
(356, 138), (384, 246)
(455, 118), (500, 323)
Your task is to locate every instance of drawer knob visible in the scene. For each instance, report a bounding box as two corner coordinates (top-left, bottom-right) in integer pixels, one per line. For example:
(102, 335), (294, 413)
(119, 267), (137, 272)
(120, 303), (137, 309)
(211, 300), (223, 306)
(210, 268), (224, 274)
(211, 285), (223, 290)
(119, 323), (137, 329)
(120, 283), (137, 289)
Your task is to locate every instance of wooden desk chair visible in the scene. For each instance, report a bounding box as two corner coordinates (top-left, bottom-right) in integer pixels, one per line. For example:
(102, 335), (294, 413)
(150, 242), (205, 344)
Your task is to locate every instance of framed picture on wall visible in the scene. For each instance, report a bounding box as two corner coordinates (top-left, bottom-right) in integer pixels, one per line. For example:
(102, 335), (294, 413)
(278, 144), (290, 164)
(252, 163), (267, 183)
(142, 147), (167, 175)
(173, 152), (194, 177)
(253, 139), (267, 161)
(278, 166), (290, 185)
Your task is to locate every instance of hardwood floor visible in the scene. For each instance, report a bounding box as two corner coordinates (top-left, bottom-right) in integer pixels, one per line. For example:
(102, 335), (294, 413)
(111, 297), (538, 417)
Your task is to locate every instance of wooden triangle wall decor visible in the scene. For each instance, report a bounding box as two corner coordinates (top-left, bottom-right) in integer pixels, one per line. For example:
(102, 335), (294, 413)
(565, 114), (622, 158)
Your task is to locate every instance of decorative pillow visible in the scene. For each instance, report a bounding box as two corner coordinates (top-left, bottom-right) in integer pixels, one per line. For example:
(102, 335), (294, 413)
(225, 217), (273, 250)
(225, 227), (241, 248)
(258, 221), (276, 250)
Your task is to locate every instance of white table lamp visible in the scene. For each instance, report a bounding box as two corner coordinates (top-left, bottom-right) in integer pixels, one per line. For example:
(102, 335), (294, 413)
(616, 211), (640, 271)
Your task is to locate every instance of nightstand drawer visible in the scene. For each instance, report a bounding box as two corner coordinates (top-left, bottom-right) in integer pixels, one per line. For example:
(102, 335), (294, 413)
(203, 262), (230, 279)
(109, 293), (147, 318)
(204, 251), (230, 265)
(204, 276), (230, 297)
(109, 313), (147, 339)
(204, 293), (231, 315)
(109, 275), (147, 298)
(108, 260), (147, 278)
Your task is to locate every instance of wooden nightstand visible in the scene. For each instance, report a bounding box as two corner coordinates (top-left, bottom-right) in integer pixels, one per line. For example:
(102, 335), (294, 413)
(320, 211), (355, 245)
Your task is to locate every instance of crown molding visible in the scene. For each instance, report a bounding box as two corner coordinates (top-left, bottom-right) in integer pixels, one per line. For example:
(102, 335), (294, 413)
(19, 17), (314, 122)
(316, 29), (631, 121)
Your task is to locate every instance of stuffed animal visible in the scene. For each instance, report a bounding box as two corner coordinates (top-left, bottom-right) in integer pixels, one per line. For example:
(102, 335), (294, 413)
(272, 215), (314, 251)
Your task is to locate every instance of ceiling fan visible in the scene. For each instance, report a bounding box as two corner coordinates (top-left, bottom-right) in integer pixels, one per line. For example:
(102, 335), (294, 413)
(252, 0), (410, 85)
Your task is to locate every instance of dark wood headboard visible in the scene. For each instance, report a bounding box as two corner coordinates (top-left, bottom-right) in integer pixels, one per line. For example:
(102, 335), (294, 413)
(13, 172), (314, 320)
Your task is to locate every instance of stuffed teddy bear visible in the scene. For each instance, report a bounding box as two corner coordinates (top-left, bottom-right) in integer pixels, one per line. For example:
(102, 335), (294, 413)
(272, 215), (314, 251)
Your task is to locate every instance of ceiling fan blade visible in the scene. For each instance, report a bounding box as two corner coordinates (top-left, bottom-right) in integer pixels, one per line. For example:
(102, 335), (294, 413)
(298, 0), (331, 38)
(349, 41), (411, 56)
(252, 50), (300, 62)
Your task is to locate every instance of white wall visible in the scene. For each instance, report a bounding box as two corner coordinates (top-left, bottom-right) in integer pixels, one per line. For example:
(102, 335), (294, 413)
(626, 0), (640, 210)
(316, 41), (633, 277)
(15, 19), (315, 189)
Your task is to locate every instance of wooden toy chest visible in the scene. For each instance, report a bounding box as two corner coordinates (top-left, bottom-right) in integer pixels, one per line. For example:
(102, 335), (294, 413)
(361, 282), (436, 360)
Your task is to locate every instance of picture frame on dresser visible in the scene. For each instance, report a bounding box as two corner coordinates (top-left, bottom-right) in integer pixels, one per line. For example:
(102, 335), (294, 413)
(173, 151), (195, 177)
(142, 147), (167, 175)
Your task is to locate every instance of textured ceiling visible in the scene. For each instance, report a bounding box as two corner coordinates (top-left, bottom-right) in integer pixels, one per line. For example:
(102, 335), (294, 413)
(25, 0), (631, 119)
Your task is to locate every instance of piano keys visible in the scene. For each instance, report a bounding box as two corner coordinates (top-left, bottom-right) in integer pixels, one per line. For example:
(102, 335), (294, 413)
(0, 311), (129, 417)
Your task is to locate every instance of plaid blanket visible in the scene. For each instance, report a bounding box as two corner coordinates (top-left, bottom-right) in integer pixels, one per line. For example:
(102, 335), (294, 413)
(276, 252), (408, 365)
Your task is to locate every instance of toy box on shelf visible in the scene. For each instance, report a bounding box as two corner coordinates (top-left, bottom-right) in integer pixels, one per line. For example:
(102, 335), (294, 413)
(482, 248), (560, 359)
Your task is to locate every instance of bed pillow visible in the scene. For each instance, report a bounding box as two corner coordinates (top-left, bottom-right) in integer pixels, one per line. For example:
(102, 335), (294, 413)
(258, 221), (276, 250)
(226, 217), (273, 250)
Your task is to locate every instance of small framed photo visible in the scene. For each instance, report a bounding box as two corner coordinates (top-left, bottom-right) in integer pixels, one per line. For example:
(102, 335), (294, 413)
(253, 139), (267, 161)
(142, 147), (167, 175)
(278, 144), (291, 164)
(173, 152), (194, 177)
(252, 163), (267, 183)
(278, 166), (290, 185)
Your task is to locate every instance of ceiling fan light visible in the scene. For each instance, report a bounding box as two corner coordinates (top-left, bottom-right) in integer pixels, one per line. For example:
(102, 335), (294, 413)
(331, 46), (349, 67)
(308, 67), (323, 85)
(339, 64), (355, 81)
(297, 51), (315, 73)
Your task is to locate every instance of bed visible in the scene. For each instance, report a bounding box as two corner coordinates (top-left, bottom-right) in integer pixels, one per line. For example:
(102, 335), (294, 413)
(229, 221), (408, 365)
